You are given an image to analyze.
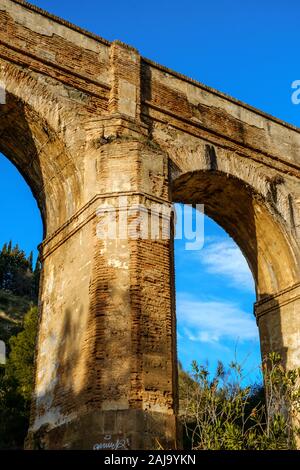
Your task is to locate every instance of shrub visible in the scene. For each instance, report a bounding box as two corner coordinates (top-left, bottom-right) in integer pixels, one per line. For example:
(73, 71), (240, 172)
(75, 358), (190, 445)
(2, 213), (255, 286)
(179, 353), (300, 450)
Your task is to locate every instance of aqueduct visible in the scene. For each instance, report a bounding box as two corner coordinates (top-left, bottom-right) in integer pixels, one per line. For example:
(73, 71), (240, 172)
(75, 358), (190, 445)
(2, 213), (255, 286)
(0, 0), (300, 449)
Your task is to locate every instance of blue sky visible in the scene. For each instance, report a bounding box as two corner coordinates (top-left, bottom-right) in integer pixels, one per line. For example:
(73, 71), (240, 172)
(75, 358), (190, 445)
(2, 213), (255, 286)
(1, 0), (300, 383)
(175, 208), (258, 382)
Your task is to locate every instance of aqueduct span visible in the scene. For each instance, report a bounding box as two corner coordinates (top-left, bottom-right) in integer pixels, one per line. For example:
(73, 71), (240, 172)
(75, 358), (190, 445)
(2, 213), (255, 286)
(0, 0), (300, 449)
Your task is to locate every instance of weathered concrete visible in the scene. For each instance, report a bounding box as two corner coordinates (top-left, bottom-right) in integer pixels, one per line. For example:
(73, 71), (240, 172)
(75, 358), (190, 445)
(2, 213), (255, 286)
(0, 0), (299, 449)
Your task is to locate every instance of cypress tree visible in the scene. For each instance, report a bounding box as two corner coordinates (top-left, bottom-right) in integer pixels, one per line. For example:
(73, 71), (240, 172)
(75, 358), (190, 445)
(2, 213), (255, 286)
(27, 252), (33, 272)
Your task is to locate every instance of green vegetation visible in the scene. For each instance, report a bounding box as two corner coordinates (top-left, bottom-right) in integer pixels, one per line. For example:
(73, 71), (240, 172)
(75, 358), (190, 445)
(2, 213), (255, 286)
(179, 354), (300, 449)
(0, 242), (40, 449)
(0, 242), (300, 450)
(0, 307), (38, 449)
(4, 306), (38, 402)
(0, 241), (41, 346)
(0, 290), (35, 345)
(0, 241), (40, 300)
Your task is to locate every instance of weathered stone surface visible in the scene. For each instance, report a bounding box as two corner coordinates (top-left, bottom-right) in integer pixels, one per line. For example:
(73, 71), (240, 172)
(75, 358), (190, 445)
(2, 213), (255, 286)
(0, 0), (299, 450)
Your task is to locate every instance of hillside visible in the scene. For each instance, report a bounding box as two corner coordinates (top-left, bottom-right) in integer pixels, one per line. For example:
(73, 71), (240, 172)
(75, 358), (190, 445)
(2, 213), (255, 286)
(0, 289), (36, 347)
(0, 242), (40, 449)
(0, 241), (40, 352)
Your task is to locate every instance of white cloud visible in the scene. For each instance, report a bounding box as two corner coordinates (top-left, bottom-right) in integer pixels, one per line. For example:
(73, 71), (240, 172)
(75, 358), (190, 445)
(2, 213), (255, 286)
(0, 340), (5, 365)
(177, 293), (258, 345)
(199, 238), (255, 291)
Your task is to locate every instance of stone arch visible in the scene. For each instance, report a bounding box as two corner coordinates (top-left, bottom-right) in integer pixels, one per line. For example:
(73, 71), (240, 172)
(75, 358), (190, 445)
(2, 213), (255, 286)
(2, 0), (299, 448)
(172, 169), (299, 299)
(0, 61), (83, 236)
(170, 162), (300, 376)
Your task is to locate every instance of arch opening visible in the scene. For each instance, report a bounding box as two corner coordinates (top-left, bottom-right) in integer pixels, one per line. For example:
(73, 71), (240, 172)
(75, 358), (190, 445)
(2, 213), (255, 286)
(174, 206), (260, 381)
(172, 168), (300, 382)
(0, 151), (43, 449)
(172, 170), (299, 299)
(0, 92), (47, 236)
(0, 72), (83, 237)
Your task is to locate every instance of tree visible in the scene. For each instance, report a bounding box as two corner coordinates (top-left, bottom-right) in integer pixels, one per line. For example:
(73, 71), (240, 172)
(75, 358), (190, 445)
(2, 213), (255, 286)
(27, 251), (33, 272)
(0, 307), (38, 448)
(5, 307), (38, 401)
(0, 242), (39, 300)
(0, 241), (41, 449)
(33, 257), (41, 299)
(0, 366), (29, 449)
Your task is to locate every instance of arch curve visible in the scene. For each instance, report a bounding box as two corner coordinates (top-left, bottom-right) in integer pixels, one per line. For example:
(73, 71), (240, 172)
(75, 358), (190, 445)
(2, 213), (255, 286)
(172, 169), (300, 299)
(0, 65), (83, 236)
